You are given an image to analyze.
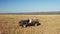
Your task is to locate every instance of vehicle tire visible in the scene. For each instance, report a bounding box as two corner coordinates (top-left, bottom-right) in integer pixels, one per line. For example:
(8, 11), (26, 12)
(34, 23), (38, 26)
(22, 25), (27, 28)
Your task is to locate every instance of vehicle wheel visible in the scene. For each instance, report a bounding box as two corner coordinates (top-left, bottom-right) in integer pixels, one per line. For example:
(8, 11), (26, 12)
(34, 23), (38, 26)
(22, 25), (27, 28)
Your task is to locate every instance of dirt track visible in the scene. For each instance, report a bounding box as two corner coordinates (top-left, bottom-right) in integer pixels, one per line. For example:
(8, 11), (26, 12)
(0, 15), (60, 34)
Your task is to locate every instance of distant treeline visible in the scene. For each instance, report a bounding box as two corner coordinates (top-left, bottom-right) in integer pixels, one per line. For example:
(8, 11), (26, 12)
(0, 12), (60, 15)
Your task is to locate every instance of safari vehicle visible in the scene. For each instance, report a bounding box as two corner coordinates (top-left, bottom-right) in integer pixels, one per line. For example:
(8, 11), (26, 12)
(19, 18), (41, 27)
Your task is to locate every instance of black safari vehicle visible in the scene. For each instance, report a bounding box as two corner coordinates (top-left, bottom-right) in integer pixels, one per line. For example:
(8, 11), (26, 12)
(19, 19), (41, 27)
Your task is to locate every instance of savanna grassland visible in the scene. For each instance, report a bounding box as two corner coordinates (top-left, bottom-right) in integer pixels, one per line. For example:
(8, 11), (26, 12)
(0, 15), (60, 34)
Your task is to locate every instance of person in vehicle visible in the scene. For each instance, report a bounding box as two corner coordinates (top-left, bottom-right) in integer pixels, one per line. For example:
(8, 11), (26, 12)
(27, 18), (32, 24)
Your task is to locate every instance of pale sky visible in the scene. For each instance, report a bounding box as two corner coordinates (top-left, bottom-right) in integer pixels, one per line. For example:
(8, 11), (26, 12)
(0, 0), (60, 13)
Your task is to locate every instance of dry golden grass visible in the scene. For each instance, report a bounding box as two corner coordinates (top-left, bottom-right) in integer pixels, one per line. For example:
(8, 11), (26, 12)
(0, 15), (60, 34)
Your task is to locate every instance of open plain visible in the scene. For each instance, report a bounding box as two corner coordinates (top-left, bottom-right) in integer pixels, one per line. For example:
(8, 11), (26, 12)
(0, 15), (60, 34)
